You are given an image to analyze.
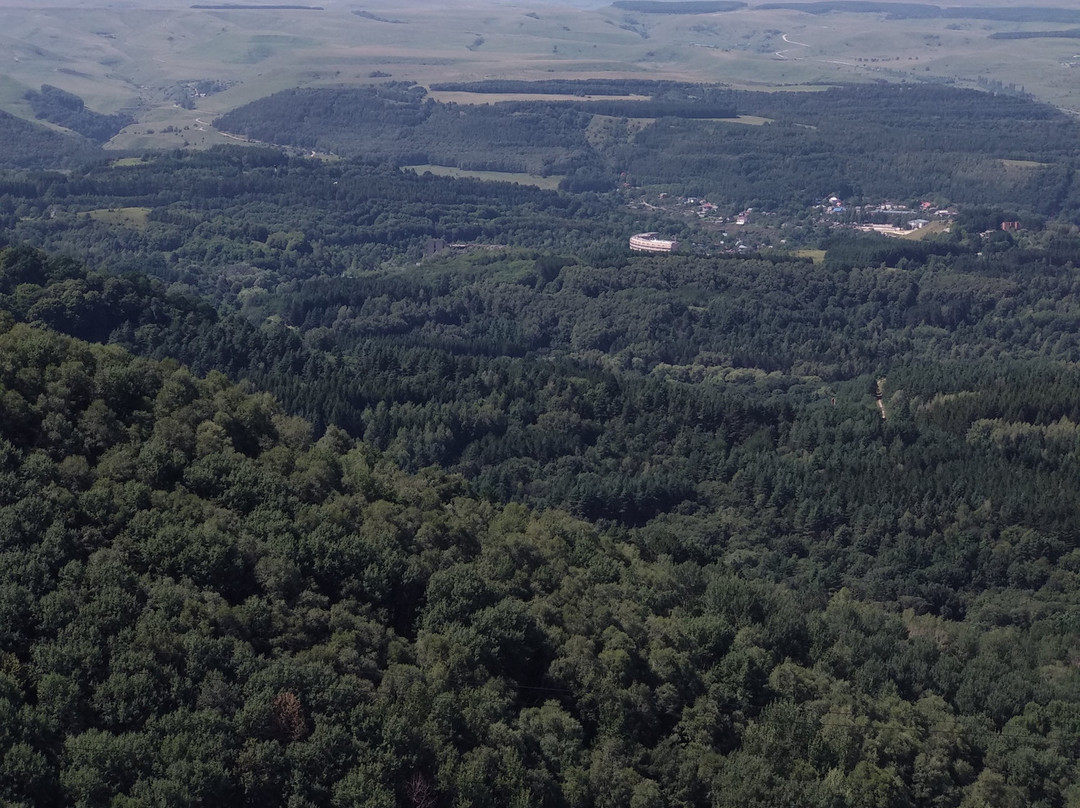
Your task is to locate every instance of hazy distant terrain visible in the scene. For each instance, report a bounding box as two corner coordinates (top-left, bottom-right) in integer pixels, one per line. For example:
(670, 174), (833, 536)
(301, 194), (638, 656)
(0, 0), (1078, 150)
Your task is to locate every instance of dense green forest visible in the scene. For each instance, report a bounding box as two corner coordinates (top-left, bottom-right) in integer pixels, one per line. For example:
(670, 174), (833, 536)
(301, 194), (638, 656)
(0, 148), (645, 294)
(1, 251), (1079, 807)
(0, 110), (100, 171)
(214, 84), (1080, 212)
(755, 2), (1080, 23)
(214, 83), (600, 176)
(989, 29), (1080, 40)
(1, 77), (1080, 806)
(23, 85), (132, 145)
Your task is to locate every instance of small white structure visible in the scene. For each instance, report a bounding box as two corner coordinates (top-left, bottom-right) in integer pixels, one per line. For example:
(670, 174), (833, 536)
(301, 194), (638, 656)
(630, 232), (679, 253)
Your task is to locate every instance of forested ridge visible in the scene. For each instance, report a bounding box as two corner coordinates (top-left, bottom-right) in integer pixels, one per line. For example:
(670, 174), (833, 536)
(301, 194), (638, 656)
(23, 86), (132, 146)
(213, 83), (1080, 212)
(754, 2), (1080, 22)
(0, 109), (99, 171)
(0, 79), (1079, 807)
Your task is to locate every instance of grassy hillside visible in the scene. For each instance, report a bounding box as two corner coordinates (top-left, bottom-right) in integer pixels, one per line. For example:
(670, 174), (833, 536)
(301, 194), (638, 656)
(1, 0), (1080, 151)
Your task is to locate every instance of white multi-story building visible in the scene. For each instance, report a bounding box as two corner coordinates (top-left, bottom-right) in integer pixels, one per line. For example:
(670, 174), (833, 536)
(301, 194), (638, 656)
(630, 232), (679, 253)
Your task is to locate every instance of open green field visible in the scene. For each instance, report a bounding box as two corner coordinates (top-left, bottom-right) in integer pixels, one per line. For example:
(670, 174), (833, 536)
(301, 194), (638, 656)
(427, 91), (653, 105)
(109, 157), (151, 168)
(1, 0), (1079, 151)
(726, 115), (773, 125)
(403, 165), (564, 191)
(1002, 158), (1052, 170)
(795, 248), (826, 264)
(83, 207), (152, 229)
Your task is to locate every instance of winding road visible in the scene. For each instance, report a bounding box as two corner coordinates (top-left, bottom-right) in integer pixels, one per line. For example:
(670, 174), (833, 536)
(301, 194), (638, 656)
(774, 32), (860, 67)
(774, 33), (809, 60)
(195, 118), (249, 142)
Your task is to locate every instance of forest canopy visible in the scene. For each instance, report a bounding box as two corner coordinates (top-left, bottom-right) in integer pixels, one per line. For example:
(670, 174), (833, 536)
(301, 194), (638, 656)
(1, 75), (1080, 807)
(0, 292), (1078, 807)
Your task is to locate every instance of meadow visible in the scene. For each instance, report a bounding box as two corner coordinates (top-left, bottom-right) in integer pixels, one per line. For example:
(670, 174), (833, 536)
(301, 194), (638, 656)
(83, 207), (152, 228)
(403, 165), (565, 191)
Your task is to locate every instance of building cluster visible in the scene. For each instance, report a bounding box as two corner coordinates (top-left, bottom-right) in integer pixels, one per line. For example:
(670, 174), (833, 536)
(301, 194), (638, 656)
(825, 196), (957, 222)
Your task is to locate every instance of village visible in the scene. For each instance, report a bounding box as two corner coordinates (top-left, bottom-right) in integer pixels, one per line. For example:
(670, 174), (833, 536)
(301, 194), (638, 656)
(626, 189), (1029, 256)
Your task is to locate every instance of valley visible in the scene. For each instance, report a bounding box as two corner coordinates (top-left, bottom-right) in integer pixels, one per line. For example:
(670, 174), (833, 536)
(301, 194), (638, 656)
(0, 2), (1078, 807)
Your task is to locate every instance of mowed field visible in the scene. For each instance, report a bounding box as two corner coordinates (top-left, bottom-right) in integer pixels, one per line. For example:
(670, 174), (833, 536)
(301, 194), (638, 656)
(0, 0), (1078, 151)
(426, 92), (653, 105)
(404, 165), (564, 191)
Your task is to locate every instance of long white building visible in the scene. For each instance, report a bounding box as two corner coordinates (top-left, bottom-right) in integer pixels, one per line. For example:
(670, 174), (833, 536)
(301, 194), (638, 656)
(630, 232), (679, 253)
